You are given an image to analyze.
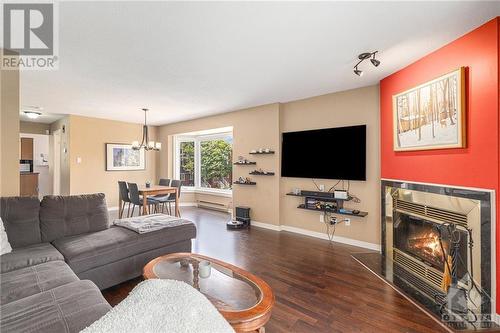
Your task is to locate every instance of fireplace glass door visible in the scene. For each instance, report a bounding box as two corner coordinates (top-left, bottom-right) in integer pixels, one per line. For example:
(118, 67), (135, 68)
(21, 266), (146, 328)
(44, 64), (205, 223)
(394, 213), (467, 280)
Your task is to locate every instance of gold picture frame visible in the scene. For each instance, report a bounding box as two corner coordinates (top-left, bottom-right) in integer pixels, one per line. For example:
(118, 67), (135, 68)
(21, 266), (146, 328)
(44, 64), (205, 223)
(393, 67), (466, 151)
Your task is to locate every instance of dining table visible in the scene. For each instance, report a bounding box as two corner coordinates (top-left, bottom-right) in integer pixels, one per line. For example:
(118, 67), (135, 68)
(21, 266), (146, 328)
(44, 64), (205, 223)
(130, 185), (180, 217)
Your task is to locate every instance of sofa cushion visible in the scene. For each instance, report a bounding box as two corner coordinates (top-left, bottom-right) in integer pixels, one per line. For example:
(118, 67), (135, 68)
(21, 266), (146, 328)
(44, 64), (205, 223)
(0, 196), (41, 248)
(1, 261), (79, 305)
(0, 280), (111, 333)
(40, 193), (109, 242)
(53, 223), (197, 274)
(0, 243), (64, 273)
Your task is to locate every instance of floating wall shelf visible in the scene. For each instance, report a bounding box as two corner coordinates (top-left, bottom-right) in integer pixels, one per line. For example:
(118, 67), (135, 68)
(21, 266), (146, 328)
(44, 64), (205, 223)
(249, 171), (275, 176)
(249, 151), (275, 155)
(233, 161), (256, 165)
(233, 181), (257, 185)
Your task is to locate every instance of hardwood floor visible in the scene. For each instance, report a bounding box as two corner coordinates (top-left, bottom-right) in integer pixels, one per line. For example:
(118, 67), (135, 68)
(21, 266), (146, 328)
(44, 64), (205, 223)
(103, 207), (447, 333)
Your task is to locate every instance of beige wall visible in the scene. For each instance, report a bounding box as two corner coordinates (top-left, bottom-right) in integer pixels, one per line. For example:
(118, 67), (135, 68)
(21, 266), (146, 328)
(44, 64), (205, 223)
(20, 121), (50, 135)
(69, 115), (158, 207)
(0, 68), (20, 196)
(157, 85), (380, 246)
(23, 85), (379, 246)
(158, 104), (281, 225)
(279, 85), (380, 245)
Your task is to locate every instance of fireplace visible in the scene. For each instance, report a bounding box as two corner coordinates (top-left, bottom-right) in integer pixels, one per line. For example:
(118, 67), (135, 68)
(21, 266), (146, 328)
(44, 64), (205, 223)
(379, 180), (495, 330)
(393, 210), (468, 285)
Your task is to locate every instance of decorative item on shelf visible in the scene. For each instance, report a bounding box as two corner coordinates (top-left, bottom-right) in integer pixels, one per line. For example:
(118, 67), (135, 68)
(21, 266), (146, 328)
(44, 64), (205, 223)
(233, 177), (256, 185)
(249, 148), (275, 154)
(393, 67), (465, 151)
(131, 108), (161, 151)
(233, 156), (256, 165)
(249, 168), (274, 176)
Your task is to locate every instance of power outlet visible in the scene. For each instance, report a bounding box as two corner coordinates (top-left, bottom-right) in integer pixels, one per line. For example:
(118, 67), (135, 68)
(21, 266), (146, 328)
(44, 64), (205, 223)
(344, 218), (351, 226)
(319, 213), (325, 223)
(319, 184), (325, 192)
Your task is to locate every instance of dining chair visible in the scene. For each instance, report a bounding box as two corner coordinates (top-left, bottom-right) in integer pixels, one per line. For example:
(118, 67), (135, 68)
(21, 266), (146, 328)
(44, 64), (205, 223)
(118, 181), (131, 218)
(166, 180), (182, 216)
(127, 182), (157, 216)
(159, 178), (171, 186)
(151, 179), (181, 215)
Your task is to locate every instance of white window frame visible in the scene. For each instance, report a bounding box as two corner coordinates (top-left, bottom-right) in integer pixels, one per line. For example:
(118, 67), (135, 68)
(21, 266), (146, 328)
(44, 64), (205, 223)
(174, 130), (233, 197)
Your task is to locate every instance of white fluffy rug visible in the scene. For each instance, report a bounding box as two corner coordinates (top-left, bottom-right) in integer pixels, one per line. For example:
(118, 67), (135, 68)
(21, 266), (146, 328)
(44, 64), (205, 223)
(81, 279), (235, 333)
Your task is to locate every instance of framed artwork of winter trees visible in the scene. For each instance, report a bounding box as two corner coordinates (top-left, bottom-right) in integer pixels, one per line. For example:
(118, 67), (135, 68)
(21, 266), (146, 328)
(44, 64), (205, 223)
(393, 67), (466, 151)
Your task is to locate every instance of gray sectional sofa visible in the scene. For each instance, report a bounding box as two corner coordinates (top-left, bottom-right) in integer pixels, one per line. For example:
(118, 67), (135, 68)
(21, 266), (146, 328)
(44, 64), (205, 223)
(0, 193), (197, 333)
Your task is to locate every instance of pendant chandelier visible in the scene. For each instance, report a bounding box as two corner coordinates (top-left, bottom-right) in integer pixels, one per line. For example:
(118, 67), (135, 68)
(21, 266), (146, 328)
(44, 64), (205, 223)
(132, 108), (161, 151)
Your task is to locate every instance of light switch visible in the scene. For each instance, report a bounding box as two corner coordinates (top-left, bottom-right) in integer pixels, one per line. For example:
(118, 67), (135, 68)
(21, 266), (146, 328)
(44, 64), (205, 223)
(76, 157), (82, 164)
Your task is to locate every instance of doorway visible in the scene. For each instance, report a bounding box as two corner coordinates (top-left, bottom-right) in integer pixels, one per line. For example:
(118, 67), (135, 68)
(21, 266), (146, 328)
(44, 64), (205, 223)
(53, 129), (61, 195)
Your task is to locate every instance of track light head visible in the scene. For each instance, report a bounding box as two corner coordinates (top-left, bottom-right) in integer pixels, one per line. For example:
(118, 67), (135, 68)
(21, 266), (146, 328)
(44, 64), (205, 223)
(353, 68), (363, 77)
(370, 53), (380, 67)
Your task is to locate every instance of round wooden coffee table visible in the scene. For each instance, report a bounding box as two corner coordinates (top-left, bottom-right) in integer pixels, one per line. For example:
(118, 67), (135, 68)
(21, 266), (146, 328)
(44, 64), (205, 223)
(143, 253), (274, 333)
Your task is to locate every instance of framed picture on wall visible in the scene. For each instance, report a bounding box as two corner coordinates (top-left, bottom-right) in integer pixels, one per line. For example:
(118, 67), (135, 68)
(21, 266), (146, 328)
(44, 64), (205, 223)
(393, 67), (466, 151)
(106, 143), (145, 171)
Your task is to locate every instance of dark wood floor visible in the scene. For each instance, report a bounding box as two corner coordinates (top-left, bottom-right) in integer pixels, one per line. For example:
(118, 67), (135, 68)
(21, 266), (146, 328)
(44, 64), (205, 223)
(103, 207), (447, 333)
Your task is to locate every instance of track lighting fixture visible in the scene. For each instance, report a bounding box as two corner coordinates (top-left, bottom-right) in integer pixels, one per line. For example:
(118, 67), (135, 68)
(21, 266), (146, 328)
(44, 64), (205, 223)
(353, 67), (363, 77)
(353, 51), (380, 76)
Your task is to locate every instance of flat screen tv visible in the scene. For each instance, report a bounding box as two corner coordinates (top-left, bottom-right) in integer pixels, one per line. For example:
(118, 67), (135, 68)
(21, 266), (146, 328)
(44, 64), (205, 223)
(281, 125), (366, 180)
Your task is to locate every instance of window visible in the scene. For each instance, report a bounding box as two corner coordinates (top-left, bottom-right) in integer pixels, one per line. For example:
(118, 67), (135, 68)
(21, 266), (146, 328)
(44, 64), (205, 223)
(174, 129), (233, 194)
(200, 138), (233, 189)
(179, 141), (195, 187)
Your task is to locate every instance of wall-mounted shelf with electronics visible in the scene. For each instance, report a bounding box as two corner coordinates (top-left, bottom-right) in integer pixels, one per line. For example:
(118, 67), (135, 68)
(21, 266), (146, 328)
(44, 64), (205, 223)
(286, 192), (367, 217)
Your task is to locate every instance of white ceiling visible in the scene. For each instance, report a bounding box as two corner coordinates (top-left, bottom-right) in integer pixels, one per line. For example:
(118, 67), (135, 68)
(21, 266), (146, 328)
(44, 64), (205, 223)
(19, 1), (500, 125)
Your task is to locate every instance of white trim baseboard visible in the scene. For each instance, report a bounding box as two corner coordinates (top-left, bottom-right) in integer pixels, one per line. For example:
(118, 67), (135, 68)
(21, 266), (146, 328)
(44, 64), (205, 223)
(250, 221), (281, 231)
(251, 220), (381, 251)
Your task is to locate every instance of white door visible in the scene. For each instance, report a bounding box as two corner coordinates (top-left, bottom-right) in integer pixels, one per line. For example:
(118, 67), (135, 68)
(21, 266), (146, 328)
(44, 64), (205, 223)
(53, 129), (61, 195)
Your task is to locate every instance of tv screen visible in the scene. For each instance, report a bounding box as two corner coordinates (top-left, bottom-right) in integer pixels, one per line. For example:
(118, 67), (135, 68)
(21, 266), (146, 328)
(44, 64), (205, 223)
(281, 125), (366, 180)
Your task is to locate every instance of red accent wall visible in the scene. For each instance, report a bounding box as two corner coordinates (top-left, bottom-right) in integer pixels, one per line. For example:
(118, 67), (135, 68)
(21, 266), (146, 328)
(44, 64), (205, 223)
(380, 18), (500, 311)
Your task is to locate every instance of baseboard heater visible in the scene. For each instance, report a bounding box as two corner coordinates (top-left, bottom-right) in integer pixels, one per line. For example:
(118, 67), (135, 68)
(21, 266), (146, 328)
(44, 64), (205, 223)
(197, 200), (229, 212)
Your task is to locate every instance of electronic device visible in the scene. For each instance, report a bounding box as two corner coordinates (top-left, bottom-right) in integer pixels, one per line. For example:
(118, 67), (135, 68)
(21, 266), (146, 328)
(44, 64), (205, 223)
(334, 190), (348, 199)
(300, 190), (335, 198)
(19, 160), (33, 173)
(281, 125), (366, 180)
(226, 220), (247, 230)
(227, 206), (251, 230)
(338, 208), (360, 215)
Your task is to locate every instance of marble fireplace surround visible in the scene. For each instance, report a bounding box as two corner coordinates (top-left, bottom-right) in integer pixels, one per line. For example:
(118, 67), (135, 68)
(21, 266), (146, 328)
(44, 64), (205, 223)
(353, 179), (497, 331)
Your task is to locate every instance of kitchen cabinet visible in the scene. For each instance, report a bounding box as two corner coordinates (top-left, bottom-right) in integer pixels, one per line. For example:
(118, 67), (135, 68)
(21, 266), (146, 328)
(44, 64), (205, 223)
(20, 173), (39, 197)
(20, 137), (34, 160)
